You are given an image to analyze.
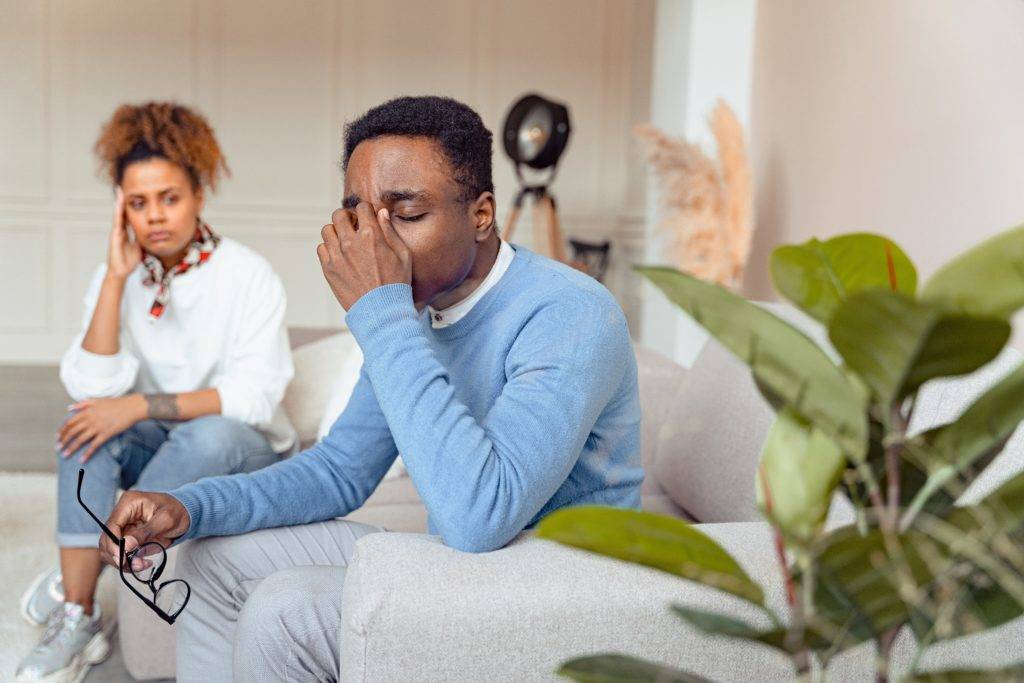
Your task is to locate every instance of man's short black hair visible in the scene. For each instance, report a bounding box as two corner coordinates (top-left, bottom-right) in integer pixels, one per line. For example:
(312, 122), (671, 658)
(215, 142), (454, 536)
(343, 96), (494, 202)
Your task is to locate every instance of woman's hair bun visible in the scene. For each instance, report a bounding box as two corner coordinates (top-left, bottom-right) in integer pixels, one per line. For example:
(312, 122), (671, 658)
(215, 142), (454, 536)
(94, 101), (229, 191)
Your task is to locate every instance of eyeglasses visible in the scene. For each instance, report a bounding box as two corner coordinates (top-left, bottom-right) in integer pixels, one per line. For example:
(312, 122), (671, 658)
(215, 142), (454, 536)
(76, 468), (190, 624)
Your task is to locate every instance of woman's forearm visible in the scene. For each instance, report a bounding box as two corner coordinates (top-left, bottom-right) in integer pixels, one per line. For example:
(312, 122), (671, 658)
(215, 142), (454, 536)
(141, 388), (222, 422)
(81, 273), (126, 355)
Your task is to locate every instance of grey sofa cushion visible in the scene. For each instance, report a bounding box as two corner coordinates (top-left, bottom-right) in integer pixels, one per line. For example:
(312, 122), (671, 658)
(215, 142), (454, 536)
(650, 303), (831, 523)
(281, 331), (357, 448)
(634, 345), (691, 518)
(653, 336), (774, 523)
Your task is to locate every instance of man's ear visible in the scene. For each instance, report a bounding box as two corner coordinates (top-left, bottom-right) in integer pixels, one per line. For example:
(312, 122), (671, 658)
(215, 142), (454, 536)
(471, 192), (496, 242)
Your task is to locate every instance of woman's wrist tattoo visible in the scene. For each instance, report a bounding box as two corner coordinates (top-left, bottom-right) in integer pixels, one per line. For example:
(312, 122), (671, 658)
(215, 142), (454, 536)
(145, 393), (180, 420)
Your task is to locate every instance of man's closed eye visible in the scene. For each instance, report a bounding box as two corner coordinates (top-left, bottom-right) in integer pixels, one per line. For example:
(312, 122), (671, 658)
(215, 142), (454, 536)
(397, 213), (427, 222)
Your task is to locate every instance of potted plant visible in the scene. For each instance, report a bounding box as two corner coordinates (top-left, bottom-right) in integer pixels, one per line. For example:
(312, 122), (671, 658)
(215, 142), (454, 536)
(538, 227), (1024, 682)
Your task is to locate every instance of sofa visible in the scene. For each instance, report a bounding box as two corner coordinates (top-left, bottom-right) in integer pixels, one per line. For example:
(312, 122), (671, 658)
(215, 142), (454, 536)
(119, 312), (1024, 681)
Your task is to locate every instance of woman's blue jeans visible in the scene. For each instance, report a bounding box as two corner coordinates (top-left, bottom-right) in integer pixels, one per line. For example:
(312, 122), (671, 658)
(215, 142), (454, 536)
(56, 415), (281, 548)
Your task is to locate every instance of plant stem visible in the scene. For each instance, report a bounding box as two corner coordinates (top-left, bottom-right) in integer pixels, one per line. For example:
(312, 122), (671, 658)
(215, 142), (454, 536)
(885, 444), (901, 530)
(884, 403), (908, 532)
(875, 626), (900, 683)
(759, 465), (813, 675)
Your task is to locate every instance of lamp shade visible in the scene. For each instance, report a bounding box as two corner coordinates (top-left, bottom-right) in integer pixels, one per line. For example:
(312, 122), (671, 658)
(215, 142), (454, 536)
(502, 93), (571, 170)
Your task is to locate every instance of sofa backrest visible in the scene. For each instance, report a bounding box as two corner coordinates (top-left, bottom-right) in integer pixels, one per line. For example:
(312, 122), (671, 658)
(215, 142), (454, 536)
(645, 304), (1024, 524)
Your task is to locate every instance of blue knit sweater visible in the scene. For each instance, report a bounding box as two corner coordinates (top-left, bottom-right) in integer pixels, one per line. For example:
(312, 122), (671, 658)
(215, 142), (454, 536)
(170, 245), (643, 552)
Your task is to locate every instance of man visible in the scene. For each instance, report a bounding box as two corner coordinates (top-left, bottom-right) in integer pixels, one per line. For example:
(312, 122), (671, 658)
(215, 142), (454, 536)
(99, 96), (643, 681)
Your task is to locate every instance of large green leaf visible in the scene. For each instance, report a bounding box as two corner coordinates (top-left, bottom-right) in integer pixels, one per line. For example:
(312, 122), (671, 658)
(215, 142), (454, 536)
(557, 654), (711, 683)
(636, 266), (868, 460)
(536, 506), (765, 606)
(908, 363), (1024, 518)
(828, 289), (1009, 406)
(921, 224), (1024, 319)
(756, 408), (845, 543)
(669, 604), (797, 654)
(770, 233), (917, 324)
(904, 665), (1024, 683)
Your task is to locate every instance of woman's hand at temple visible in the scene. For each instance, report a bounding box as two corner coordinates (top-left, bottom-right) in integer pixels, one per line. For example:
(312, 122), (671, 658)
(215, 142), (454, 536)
(106, 188), (143, 281)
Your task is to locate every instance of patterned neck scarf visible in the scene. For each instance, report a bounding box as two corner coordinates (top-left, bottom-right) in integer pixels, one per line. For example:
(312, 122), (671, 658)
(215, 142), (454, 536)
(141, 220), (221, 321)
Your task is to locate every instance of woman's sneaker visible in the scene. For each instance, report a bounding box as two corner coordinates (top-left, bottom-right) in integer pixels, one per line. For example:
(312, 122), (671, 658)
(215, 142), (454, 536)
(20, 567), (64, 626)
(16, 603), (109, 683)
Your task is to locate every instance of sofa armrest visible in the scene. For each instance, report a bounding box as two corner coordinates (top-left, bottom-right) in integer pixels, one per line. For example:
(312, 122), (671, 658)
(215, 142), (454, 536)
(338, 523), (798, 682)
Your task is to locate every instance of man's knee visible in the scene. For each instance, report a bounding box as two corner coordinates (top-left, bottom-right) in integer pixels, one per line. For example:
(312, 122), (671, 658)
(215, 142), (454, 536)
(235, 566), (345, 676)
(174, 535), (233, 590)
(239, 565), (345, 632)
(173, 539), (204, 588)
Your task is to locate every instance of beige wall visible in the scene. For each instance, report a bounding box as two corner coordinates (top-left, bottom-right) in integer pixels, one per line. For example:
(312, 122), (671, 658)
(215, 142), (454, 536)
(747, 0), (1024, 337)
(0, 0), (654, 362)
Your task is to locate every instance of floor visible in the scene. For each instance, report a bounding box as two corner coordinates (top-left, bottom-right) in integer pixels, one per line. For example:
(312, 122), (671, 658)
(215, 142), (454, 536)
(1, 365), (152, 681)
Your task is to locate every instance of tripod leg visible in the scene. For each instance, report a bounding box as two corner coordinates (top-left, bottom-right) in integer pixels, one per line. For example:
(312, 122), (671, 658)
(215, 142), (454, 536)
(531, 198), (549, 258)
(543, 195), (568, 263)
(503, 205), (522, 242)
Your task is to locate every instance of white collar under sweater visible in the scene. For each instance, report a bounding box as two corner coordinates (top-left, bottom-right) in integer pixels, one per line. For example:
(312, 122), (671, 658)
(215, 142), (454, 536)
(427, 240), (515, 328)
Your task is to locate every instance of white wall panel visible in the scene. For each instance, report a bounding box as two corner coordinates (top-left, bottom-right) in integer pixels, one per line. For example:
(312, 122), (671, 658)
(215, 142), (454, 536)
(0, 226), (50, 330)
(0, 1), (48, 200)
(205, 0), (336, 212)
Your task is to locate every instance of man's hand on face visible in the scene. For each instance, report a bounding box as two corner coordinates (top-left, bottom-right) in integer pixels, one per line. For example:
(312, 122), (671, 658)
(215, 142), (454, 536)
(317, 202), (413, 311)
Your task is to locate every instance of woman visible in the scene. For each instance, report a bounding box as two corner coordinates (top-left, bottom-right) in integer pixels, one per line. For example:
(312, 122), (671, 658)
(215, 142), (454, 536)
(17, 102), (296, 683)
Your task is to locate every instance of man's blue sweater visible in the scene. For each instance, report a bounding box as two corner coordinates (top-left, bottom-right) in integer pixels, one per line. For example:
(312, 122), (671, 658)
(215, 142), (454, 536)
(170, 245), (643, 552)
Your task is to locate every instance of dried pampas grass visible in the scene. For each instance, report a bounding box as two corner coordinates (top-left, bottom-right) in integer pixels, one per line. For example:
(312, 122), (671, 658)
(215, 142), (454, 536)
(635, 100), (754, 289)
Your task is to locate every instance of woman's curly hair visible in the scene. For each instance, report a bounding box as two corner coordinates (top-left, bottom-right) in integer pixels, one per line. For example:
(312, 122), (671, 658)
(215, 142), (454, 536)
(94, 102), (229, 191)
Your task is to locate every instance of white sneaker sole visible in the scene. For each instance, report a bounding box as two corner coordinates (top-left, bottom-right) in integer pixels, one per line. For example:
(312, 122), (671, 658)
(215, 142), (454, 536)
(19, 570), (59, 627)
(15, 632), (110, 683)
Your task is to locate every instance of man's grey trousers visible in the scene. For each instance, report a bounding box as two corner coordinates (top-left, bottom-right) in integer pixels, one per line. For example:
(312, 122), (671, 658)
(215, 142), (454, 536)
(174, 519), (386, 682)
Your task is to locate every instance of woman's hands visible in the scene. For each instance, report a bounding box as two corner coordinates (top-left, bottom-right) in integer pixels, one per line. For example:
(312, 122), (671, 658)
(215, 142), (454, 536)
(107, 188), (142, 281)
(58, 394), (146, 462)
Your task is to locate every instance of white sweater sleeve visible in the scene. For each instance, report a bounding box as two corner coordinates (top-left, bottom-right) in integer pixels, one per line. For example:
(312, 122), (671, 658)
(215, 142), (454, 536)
(59, 265), (141, 401)
(214, 262), (294, 428)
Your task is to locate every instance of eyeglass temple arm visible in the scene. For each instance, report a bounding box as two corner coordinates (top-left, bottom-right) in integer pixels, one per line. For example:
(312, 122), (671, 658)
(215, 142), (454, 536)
(76, 468), (120, 545)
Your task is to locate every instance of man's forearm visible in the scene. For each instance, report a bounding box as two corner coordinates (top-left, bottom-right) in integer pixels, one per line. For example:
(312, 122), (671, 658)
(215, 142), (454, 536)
(168, 440), (390, 541)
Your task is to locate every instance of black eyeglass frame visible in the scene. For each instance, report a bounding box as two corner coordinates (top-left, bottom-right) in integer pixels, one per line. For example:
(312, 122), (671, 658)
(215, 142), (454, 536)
(76, 468), (190, 624)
